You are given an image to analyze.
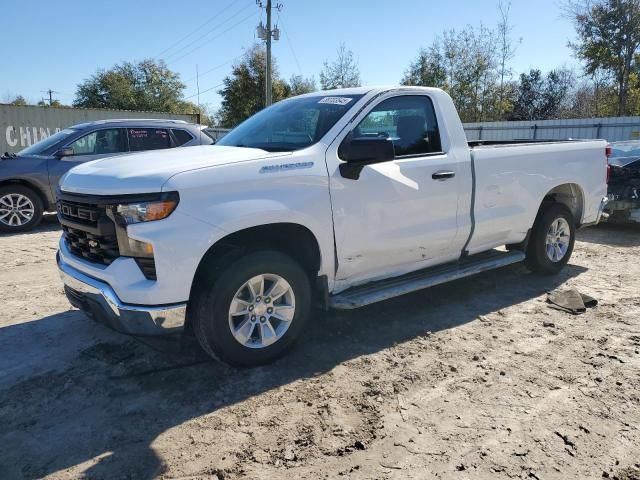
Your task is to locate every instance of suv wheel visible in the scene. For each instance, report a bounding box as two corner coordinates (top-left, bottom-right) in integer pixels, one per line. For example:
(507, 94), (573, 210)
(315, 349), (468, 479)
(192, 250), (311, 367)
(0, 185), (44, 233)
(525, 203), (576, 274)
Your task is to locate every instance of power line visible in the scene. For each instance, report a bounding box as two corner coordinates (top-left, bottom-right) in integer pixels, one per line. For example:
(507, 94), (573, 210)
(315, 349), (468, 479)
(155, 0), (238, 59)
(164, 2), (253, 62)
(170, 12), (256, 67)
(277, 12), (302, 76)
(183, 82), (224, 100)
(165, 4), (256, 64)
(182, 54), (243, 83)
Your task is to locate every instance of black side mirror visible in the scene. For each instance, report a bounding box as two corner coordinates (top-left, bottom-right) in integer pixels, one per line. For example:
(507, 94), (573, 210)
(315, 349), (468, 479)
(338, 137), (395, 180)
(54, 148), (74, 158)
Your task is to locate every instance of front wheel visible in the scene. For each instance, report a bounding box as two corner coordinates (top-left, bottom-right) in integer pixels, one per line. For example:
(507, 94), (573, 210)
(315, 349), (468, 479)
(192, 250), (311, 367)
(0, 185), (44, 233)
(525, 203), (576, 275)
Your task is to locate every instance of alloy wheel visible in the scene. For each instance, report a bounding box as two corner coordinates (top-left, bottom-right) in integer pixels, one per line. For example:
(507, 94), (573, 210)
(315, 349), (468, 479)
(227, 273), (296, 349)
(545, 217), (571, 262)
(0, 193), (35, 227)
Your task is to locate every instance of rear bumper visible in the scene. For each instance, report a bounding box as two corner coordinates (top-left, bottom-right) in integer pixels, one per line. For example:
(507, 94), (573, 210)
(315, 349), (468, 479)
(57, 252), (186, 335)
(604, 198), (640, 223)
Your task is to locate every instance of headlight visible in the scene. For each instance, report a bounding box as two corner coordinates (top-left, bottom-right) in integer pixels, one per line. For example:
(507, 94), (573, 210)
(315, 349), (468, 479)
(114, 192), (179, 225)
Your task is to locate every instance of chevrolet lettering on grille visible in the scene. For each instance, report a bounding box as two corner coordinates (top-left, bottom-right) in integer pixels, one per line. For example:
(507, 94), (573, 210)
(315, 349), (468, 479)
(58, 202), (99, 222)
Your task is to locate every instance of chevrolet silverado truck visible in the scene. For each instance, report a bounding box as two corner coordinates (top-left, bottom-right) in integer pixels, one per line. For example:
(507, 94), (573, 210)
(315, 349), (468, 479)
(56, 87), (608, 366)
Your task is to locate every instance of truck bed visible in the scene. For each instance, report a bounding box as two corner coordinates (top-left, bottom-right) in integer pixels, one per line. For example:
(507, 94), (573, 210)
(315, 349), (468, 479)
(464, 138), (607, 256)
(468, 139), (598, 148)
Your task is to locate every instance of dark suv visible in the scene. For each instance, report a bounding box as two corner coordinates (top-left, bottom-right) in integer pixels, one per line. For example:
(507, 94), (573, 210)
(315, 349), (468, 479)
(0, 119), (213, 232)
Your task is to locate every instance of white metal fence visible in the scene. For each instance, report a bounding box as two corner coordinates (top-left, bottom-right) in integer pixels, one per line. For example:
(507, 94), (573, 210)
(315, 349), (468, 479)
(463, 116), (640, 142)
(197, 116), (640, 145)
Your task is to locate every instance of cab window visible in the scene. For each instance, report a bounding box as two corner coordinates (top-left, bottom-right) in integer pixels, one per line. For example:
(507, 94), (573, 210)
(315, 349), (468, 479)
(172, 129), (194, 146)
(354, 96), (442, 156)
(128, 128), (171, 151)
(67, 128), (127, 155)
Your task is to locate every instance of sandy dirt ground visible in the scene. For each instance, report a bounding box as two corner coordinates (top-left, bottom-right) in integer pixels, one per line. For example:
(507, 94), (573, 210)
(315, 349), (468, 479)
(1, 216), (639, 480)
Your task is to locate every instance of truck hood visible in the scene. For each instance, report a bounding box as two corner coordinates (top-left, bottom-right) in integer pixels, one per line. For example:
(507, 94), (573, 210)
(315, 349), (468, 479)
(60, 145), (275, 195)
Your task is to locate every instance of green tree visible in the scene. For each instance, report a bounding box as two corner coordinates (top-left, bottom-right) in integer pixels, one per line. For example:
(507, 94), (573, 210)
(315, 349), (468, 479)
(9, 95), (28, 106)
(511, 68), (575, 120)
(74, 59), (196, 113)
(37, 99), (65, 107)
(288, 74), (317, 96)
(566, 0), (640, 115)
(497, 1), (520, 118)
(400, 44), (447, 88)
(402, 25), (501, 122)
(319, 43), (361, 90)
(217, 45), (290, 128)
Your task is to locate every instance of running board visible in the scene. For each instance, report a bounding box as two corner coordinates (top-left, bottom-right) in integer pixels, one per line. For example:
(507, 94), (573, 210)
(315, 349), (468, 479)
(329, 250), (526, 310)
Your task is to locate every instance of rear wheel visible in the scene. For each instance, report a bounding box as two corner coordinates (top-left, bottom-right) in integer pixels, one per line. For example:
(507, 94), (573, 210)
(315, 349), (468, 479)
(525, 203), (575, 274)
(0, 185), (43, 233)
(192, 250), (311, 367)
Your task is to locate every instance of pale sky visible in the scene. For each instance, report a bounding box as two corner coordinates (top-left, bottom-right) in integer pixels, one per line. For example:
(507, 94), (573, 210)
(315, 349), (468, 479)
(1, 0), (579, 110)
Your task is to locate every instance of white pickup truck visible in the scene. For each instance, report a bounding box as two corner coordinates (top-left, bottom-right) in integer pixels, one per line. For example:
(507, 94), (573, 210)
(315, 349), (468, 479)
(57, 86), (608, 366)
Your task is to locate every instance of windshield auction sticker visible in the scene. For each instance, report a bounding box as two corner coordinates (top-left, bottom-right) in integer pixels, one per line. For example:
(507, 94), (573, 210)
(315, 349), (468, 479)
(318, 97), (353, 105)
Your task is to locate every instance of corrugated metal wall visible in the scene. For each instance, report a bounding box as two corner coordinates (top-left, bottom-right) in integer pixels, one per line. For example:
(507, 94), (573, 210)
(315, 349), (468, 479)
(203, 127), (231, 141)
(463, 116), (640, 142)
(1, 104), (199, 154)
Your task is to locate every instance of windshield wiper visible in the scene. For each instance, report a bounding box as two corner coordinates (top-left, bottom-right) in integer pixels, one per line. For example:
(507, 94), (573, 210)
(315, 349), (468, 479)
(260, 147), (296, 152)
(1, 152), (16, 159)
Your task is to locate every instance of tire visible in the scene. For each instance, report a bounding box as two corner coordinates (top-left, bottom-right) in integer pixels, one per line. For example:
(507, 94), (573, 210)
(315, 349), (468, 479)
(0, 185), (44, 233)
(525, 203), (576, 275)
(192, 250), (311, 367)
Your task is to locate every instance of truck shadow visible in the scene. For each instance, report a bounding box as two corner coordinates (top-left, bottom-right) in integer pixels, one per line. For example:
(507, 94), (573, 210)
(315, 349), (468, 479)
(0, 213), (60, 237)
(577, 223), (640, 247)
(0, 262), (586, 479)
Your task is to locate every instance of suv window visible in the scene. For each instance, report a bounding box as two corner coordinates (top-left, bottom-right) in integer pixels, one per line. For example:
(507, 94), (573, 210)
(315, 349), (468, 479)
(128, 128), (171, 151)
(67, 128), (127, 155)
(354, 95), (442, 156)
(172, 129), (194, 146)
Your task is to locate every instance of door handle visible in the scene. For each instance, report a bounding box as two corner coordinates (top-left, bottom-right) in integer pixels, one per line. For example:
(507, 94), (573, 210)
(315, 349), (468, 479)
(432, 170), (455, 180)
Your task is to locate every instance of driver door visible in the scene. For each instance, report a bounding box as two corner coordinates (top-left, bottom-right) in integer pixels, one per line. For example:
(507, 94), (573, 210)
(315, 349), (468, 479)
(328, 94), (464, 286)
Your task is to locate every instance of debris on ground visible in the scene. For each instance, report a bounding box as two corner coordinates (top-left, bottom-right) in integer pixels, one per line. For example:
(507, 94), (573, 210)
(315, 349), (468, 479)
(547, 288), (598, 314)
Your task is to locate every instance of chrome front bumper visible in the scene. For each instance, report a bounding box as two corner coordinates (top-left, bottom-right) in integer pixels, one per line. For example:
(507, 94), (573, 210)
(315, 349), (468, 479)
(57, 252), (186, 336)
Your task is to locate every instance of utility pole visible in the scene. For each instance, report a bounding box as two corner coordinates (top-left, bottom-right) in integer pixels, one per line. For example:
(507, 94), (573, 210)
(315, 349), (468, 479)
(256, 1), (281, 107)
(265, 0), (272, 106)
(41, 89), (59, 106)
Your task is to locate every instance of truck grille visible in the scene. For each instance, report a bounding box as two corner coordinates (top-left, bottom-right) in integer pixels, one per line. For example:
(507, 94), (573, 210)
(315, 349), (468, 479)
(57, 191), (157, 280)
(62, 225), (120, 265)
(57, 200), (100, 227)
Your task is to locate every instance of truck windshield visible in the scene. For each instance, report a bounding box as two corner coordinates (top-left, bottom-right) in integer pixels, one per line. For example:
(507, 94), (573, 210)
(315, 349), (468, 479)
(18, 129), (77, 156)
(217, 94), (364, 152)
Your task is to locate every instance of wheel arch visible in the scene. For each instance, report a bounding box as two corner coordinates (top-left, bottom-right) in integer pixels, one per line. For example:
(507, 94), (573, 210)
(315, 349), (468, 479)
(187, 222), (323, 327)
(0, 178), (51, 210)
(538, 182), (585, 226)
